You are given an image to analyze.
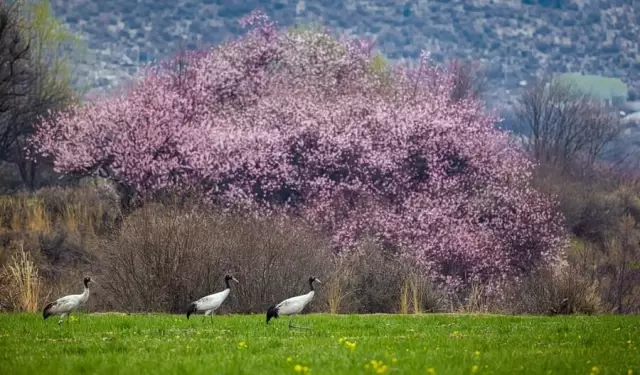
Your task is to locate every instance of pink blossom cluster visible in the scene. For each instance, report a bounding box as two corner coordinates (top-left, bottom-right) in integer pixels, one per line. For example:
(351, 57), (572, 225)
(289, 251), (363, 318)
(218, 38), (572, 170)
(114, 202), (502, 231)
(31, 11), (567, 293)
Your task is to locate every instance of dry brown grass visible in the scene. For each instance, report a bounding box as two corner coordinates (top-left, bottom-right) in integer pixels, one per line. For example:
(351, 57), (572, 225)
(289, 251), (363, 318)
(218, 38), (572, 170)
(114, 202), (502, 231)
(326, 258), (355, 314)
(457, 282), (493, 314)
(0, 181), (121, 312)
(0, 197), (51, 233)
(399, 278), (410, 314)
(0, 242), (48, 312)
(0, 182), (120, 237)
(399, 273), (428, 314)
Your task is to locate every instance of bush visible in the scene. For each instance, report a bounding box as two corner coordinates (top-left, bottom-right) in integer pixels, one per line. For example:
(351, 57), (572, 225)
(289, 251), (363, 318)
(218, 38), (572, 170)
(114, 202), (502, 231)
(532, 165), (640, 314)
(508, 262), (603, 315)
(94, 203), (447, 315)
(94, 203), (336, 313)
(324, 240), (446, 314)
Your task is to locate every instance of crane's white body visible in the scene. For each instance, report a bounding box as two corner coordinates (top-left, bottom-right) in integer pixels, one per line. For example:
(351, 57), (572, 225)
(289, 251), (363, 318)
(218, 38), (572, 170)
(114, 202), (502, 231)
(187, 275), (238, 320)
(191, 288), (230, 315)
(275, 290), (315, 315)
(43, 283), (91, 324)
(267, 277), (320, 328)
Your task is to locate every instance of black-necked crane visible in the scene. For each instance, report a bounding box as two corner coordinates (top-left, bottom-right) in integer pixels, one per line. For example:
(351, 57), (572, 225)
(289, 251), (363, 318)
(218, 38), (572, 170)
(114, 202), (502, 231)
(266, 276), (321, 329)
(186, 274), (239, 321)
(43, 276), (93, 324)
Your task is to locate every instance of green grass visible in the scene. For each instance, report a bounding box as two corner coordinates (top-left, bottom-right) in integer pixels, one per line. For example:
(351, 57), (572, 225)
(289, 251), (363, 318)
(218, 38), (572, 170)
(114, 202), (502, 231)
(0, 313), (639, 374)
(555, 73), (628, 103)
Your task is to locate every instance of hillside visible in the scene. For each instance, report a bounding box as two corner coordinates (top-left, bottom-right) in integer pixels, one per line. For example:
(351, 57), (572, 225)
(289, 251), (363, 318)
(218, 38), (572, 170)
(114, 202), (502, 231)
(50, 0), (639, 107)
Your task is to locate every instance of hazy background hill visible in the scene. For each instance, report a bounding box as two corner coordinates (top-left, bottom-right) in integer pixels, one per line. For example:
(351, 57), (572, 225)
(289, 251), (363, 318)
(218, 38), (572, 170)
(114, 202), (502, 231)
(50, 0), (639, 108)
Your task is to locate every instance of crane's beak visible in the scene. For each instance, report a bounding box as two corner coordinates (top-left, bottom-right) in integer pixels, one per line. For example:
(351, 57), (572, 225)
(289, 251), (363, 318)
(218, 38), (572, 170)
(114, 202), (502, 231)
(232, 277), (240, 283)
(315, 279), (322, 284)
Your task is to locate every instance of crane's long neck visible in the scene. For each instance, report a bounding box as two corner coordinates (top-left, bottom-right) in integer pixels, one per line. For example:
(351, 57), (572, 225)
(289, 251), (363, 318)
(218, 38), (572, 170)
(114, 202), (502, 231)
(225, 278), (231, 289)
(308, 279), (314, 291)
(81, 281), (90, 301)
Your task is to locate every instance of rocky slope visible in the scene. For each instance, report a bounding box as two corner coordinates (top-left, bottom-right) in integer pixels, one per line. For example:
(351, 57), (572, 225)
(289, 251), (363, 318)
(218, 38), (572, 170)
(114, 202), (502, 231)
(50, 0), (638, 107)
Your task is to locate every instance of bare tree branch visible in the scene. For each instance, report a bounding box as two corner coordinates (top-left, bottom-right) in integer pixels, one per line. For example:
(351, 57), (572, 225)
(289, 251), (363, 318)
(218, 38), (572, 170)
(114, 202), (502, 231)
(448, 59), (488, 103)
(514, 75), (622, 169)
(0, 0), (32, 160)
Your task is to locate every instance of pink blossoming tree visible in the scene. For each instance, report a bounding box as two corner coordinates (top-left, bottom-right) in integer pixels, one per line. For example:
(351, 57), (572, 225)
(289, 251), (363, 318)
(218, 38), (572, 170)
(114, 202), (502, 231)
(31, 11), (567, 294)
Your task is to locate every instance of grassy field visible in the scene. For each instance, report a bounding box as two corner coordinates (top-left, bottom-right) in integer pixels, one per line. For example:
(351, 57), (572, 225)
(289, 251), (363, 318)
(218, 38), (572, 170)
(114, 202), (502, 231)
(0, 313), (638, 374)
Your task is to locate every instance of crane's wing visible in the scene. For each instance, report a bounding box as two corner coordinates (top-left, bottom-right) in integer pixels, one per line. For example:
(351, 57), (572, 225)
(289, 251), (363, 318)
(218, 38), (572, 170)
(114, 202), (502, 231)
(49, 295), (81, 313)
(275, 296), (304, 314)
(195, 290), (229, 311)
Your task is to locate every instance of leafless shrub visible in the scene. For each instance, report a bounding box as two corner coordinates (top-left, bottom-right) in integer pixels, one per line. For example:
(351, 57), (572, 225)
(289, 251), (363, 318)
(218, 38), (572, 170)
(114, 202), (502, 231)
(508, 262), (603, 315)
(599, 214), (640, 314)
(212, 214), (335, 314)
(323, 240), (446, 314)
(533, 166), (640, 314)
(94, 203), (335, 314)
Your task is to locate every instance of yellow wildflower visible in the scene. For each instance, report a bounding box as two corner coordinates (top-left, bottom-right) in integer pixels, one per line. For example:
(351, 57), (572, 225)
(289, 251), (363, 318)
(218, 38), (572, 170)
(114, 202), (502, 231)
(427, 368), (436, 375)
(344, 340), (357, 352)
(237, 341), (248, 349)
(366, 360), (388, 374)
(589, 366), (600, 375)
(287, 357), (293, 363)
(474, 351), (481, 359)
(471, 365), (478, 374)
(627, 369), (632, 375)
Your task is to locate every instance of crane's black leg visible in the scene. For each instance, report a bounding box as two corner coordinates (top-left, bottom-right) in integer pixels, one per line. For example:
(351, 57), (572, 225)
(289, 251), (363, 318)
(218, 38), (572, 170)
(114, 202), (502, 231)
(203, 310), (214, 324)
(289, 314), (310, 330)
